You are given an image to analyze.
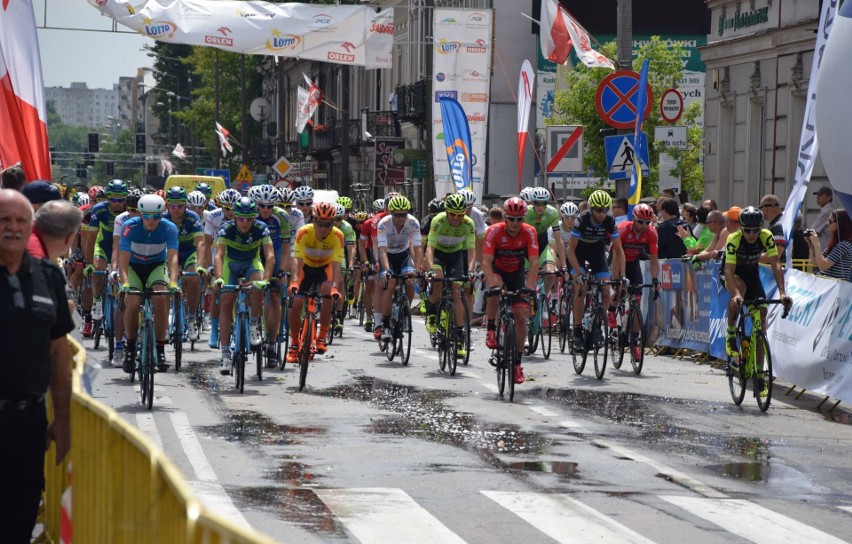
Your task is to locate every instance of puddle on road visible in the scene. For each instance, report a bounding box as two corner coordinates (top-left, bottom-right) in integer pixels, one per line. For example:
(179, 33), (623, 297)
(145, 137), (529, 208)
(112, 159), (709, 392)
(319, 377), (553, 467)
(268, 461), (324, 486)
(707, 462), (768, 482)
(233, 486), (346, 538)
(198, 410), (326, 447)
(187, 364), (220, 392)
(505, 461), (580, 479)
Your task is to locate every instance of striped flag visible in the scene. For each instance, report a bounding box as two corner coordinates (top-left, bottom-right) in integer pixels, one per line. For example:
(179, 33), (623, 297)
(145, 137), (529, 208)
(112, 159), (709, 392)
(628, 59), (650, 212)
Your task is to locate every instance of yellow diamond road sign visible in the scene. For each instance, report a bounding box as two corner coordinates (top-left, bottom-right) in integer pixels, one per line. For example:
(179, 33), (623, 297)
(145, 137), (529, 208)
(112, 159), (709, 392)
(272, 156), (292, 177)
(235, 164), (254, 183)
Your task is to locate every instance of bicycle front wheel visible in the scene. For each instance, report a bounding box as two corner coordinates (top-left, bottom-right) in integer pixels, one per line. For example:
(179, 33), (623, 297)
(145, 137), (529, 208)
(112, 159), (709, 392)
(558, 293), (571, 353)
(727, 333), (747, 405)
(610, 306), (625, 370)
(755, 334), (773, 412)
(93, 318), (102, 350)
(446, 309), (458, 376)
(173, 298), (183, 372)
(506, 318), (517, 402)
(459, 293), (471, 366)
(629, 305), (645, 375)
(496, 316), (510, 397)
(298, 314), (313, 391)
(400, 304), (413, 366)
(592, 310), (609, 380)
(144, 321), (156, 410)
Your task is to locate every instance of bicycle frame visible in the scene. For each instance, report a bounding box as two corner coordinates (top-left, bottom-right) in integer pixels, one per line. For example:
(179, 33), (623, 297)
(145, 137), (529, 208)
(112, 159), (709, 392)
(223, 283), (254, 393)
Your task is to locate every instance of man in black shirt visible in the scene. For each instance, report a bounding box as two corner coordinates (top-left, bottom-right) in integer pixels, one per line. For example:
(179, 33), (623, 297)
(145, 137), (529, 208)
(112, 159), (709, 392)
(0, 189), (75, 543)
(760, 194), (786, 260)
(656, 197), (689, 259)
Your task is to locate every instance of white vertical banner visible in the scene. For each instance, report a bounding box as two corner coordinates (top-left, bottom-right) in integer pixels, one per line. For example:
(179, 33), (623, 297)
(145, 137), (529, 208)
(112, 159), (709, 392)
(432, 8), (493, 200)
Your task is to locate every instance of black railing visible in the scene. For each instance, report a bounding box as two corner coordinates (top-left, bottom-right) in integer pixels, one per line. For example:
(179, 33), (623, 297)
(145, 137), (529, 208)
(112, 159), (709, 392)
(397, 79), (430, 130)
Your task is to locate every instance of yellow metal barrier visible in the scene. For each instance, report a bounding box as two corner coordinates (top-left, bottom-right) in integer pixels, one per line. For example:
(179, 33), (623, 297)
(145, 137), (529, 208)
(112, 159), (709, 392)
(790, 258), (814, 274)
(42, 338), (278, 543)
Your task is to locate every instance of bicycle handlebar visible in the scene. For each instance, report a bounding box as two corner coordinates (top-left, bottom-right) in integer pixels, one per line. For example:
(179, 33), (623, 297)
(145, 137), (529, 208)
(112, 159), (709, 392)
(738, 298), (791, 319)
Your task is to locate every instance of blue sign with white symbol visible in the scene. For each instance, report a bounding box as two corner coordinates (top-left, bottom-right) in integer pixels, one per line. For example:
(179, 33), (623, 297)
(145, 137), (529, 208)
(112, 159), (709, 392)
(203, 169), (231, 187)
(604, 134), (650, 180)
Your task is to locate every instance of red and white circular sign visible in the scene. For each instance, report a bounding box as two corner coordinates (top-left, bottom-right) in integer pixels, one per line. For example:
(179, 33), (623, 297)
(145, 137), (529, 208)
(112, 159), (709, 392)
(660, 88), (684, 124)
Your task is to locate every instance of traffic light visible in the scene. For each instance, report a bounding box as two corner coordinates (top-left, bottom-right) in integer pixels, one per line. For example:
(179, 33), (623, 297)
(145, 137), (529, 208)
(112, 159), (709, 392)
(135, 133), (146, 154)
(106, 162), (115, 176)
(88, 132), (99, 153)
(76, 164), (87, 179)
(84, 153), (94, 167)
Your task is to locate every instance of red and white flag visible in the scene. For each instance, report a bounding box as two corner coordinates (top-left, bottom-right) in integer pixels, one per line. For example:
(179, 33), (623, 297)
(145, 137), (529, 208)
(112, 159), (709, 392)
(0, 0), (51, 181)
(540, 0), (614, 70)
(172, 143), (187, 160)
(296, 73), (322, 134)
(517, 59), (535, 191)
(214, 121), (233, 156)
(160, 157), (174, 177)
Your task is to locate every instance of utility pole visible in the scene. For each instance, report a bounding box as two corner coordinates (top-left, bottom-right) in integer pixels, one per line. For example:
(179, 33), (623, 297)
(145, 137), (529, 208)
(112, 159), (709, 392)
(241, 54), (248, 171)
(215, 49), (220, 169)
(340, 65), (350, 195)
(615, 0), (633, 198)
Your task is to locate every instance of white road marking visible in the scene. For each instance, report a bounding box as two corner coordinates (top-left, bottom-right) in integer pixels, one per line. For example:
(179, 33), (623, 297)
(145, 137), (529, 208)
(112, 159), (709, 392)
(135, 413), (162, 449)
(660, 496), (849, 544)
(482, 490), (656, 544)
(481, 383), (499, 393)
(559, 419), (584, 430)
(840, 506), (852, 515)
(528, 406), (559, 418)
(188, 480), (251, 530)
(595, 439), (727, 499)
(315, 488), (467, 544)
(169, 412), (217, 482)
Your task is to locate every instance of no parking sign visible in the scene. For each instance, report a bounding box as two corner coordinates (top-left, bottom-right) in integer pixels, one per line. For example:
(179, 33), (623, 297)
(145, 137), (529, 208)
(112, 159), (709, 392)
(595, 70), (653, 129)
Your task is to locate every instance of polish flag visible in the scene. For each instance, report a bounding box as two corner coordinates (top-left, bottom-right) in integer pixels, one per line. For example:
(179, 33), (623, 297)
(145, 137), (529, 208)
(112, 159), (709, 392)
(215, 121), (233, 156)
(540, 0), (614, 70)
(0, 0), (51, 181)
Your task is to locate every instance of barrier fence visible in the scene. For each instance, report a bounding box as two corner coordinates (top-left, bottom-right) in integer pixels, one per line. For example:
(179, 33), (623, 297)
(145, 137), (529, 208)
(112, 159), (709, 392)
(41, 338), (277, 544)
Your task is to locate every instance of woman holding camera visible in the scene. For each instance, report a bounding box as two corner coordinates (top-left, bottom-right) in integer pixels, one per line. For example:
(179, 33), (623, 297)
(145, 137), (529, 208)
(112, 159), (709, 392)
(806, 209), (852, 280)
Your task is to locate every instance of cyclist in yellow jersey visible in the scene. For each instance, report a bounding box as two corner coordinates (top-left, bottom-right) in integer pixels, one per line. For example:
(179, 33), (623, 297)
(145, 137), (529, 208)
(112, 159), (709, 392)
(723, 206), (792, 357)
(287, 202), (344, 362)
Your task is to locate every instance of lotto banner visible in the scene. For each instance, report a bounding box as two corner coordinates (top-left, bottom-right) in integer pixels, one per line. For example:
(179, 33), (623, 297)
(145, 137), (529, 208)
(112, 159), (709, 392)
(89, 0), (393, 69)
(431, 8), (492, 200)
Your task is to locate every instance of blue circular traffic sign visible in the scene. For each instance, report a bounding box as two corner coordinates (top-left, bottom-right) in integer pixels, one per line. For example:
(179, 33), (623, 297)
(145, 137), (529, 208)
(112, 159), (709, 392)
(595, 70), (653, 129)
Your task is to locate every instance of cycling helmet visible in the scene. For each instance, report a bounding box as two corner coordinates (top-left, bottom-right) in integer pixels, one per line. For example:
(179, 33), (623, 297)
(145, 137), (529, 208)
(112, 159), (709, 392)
(504, 197), (527, 217)
(138, 194), (165, 214)
(632, 203), (655, 221)
(233, 197), (257, 216)
(313, 202), (337, 221)
(165, 186), (187, 202)
(279, 187), (296, 204)
(383, 191), (400, 207)
(588, 190), (612, 209)
(739, 206), (764, 228)
(96, 188), (107, 200)
(88, 185), (103, 200)
(531, 187), (550, 202)
(250, 184), (279, 205)
(427, 197), (445, 214)
(293, 185), (314, 202)
(444, 193), (467, 213)
(154, 189), (166, 200)
(76, 193), (90, 207)
(372, 198), (385, 212)
(387, 195), (411, 213)
(126, 189), (143, 210)
(217, 188), (241, 208)
(336, 196), (353, 210)
(333, 203), (346, 219)
(195, 182), (213, 197)
(560, 202), (579, 217)
(519, 187), (534, 203)
(106, 179), (128, 196)
(354, 211), (368, 222)
(458, 188), (476, 206)
(187, 191), (207, 208)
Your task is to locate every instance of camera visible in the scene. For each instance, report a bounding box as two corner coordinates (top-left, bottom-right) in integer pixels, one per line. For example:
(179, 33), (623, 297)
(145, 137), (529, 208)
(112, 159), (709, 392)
(804, 229), (816, 237)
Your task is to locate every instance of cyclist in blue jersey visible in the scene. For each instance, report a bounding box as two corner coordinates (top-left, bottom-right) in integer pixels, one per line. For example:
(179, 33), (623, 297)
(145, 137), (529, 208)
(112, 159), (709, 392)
(118, 194), (180, 373)
(163, 186), (205, 341)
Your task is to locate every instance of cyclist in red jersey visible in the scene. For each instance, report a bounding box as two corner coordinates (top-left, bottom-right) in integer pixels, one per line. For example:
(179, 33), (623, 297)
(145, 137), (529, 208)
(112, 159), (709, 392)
(358, 200), (385, 332)
(615, 203), (661, 359)
(482, 197), (539, 384)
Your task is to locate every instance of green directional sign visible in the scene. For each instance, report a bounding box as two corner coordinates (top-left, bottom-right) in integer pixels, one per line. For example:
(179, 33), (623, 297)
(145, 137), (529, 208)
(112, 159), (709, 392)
(412, 159), (428, 178)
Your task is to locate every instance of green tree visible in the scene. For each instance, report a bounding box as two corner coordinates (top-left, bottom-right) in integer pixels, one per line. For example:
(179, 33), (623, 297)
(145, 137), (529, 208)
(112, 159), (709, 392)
(551, 36), (693, 198)
(661, 100), (703, 199)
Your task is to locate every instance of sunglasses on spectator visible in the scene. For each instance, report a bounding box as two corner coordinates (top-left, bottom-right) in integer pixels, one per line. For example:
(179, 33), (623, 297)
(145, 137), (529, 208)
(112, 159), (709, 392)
(634, 219), (651, 225)
(315, 220), (333, 228)
(392, 213), (409, 219)
(236, 216), (254, 223)
(258, 204), (275, 209)
(109, 197), (126, 203)
(141, 213), (161, 220)
(505, 216), (524, 223)
(742, 227), (761, 234)
(5, 274), (25, 311)
(297, 201), (313, 206)
(591, 207), (608, 213)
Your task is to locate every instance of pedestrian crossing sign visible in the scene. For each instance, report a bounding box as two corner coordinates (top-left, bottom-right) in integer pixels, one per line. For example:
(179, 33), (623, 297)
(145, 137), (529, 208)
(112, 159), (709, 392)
(604, 134), (650, 180)
(235, 164), (254, 183)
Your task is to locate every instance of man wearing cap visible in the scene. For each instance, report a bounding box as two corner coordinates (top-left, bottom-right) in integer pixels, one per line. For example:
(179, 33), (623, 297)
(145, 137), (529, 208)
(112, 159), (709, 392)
(760, 194), (786, 260)
(811, 186), (835, 250)
(22, 180), (61, 212)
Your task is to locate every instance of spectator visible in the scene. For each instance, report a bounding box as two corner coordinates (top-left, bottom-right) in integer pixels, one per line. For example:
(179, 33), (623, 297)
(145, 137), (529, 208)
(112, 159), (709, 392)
(656, 197), (689, 259)
(0, 189), (74, 543)
(681, 202), (698, 234)
(811, 186), (835, 250)
(22, 179), (62, 211)
(791, 211), (809, 261)
(718, 206), (742, 251)
(27, 200), (84, 260)
(612, 197), (629, 225)
(661, 189), (677, 200)
(693, 204), (710, 240)
(1, 164), (26, 191)
(807, 209), (852, 280)
(759, 194), (786, 259)
(689, 210), (726, 265)
(577, 200), (589, 213)
(488, 206), (503, 225)
(389, 85), (401, 137)
(702, 199), (718, 211)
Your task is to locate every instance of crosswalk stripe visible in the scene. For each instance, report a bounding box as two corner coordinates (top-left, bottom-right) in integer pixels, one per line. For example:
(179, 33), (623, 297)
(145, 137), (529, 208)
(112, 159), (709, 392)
(170, 412), (217, 482)
(529, 406), (559, 418)
(315, 488), (467, 544)
(135, 413), (162, 449)
(482, 490), (656, 544)
(840, 506), (852, 515)
(188, 480), (251, 530)
(659, 496), (849, 544)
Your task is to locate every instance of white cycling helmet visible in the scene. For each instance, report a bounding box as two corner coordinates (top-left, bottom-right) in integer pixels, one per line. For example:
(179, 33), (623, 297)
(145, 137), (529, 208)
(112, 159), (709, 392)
(279, 187), (296, 204)
(250, 184), (279, 205)
(372, 198), (385, 212)
(531, 187), (550, 202)
(293, 185), (314, 202)
(138, 194), (165, 214)
(458, 188), (476, 206)
(334, 203), (346, 219)
(560, 201), (579, 217)
(217, 188), (241, 208)
(187, 191), (207, 208)
(75, 193), (90, 207)
(519, 187), (534, 203)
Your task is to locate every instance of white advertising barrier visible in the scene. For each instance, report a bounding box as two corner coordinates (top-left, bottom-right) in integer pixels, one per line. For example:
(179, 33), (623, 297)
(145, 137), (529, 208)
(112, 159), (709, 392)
(431, 8), (493, 200)
(89, 0), (394, 69)
(765, 268), (852, 403)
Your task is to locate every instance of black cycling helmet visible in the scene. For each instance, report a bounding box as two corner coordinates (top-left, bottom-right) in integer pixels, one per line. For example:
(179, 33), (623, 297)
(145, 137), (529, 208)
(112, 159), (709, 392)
(428, 197), (445, 214)
(739, 206), (763, 228)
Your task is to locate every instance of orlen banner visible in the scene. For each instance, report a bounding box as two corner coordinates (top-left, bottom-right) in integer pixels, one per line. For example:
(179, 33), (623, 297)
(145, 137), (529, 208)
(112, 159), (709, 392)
(432, 8), (492, 199)
(89, 0), (393, 69)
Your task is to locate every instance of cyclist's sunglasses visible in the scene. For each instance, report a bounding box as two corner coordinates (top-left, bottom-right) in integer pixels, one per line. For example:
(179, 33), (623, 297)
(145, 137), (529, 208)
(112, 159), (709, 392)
(591, 207), (608, 213)
(634, 219), (651, 225)
(297, 200), (313, 206)
(167, 202), (185, 209)
(109, 197), (126, 203)
(236, 216), (254, 223)
(258, 204), (275, 209)
(392, 213), (409, 219)
(505, 216), (524, 223)
(141, 213), (161, 220)
(315, 220), (333, 228)
(742, 227), (761, 234)
(447, 211), (465, 218)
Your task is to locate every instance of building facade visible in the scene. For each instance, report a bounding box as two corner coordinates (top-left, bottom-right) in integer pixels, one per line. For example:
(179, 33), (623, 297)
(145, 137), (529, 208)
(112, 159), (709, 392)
(45, 82), (120, 128)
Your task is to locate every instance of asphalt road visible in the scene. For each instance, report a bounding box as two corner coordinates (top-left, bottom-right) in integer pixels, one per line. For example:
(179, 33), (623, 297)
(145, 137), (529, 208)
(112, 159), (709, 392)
(78, 306), (852, 544)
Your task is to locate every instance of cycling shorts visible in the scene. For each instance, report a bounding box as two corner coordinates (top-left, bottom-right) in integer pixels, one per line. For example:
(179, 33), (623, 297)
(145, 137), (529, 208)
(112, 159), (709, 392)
(128, 261), (168, 291)
(222, 257), (263, 286)
(432, 249), (467, 279)
(570, 243), (610, 279)
(384, 250), (415, 277)
(493, 265), (528, 307)
(296, 264), (333, 295)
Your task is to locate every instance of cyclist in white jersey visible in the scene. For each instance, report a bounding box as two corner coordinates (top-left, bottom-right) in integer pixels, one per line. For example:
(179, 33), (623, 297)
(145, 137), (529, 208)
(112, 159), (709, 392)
(375, 195), (423, 342)
(107, 189), (142, 367)
(203, 188), (240, 348)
